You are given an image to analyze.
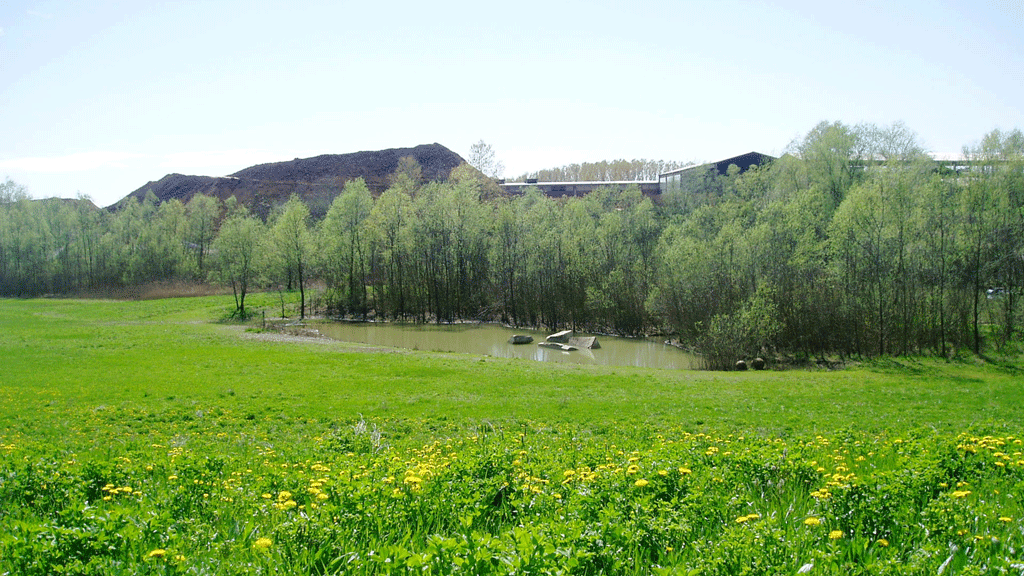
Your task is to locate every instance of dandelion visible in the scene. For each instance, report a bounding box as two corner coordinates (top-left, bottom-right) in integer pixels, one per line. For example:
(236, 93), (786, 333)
(634, 478), (649, 487)
(804, 517), (822, 527)
(253, 537), (273, 550)
(829, 530), (843, 540)
(678, 467), (692, 475)
(277, 490), (292, 502)
(275, 499), (297, 510)
(999, 517), (1012, 523)
(877, 538), (889, 547)
(952, 490), (972, 498)
(147, 549), (167, 559)
(626, 465), (640, 475)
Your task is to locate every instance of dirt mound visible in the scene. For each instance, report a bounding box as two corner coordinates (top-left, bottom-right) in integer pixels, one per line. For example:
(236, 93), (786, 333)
(113, 143), (466, 219)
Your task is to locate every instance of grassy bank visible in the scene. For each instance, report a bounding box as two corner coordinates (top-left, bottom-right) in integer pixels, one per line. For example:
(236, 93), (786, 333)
(1, 295), (1022, 574)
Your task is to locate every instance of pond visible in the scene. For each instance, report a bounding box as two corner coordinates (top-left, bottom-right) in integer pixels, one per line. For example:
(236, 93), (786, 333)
(312, 322), (700, 370)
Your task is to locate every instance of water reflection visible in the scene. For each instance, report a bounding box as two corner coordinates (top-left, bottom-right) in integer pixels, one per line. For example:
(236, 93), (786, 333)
(312, 322), (698, 370)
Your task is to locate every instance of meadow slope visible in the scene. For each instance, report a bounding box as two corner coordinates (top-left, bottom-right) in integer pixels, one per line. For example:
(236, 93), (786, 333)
(1, 295), (1022, 574)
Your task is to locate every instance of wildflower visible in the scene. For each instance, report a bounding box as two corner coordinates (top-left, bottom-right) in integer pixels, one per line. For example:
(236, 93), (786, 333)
(678, 467), (692, 475)
(174, 554), (186, 562)
(253, 537), (273, 550)
(952, 490), (972, 498)
(999, 517), (1012, 523)
(634, 478), (649, 487)
(877, 538), (889, 547)
(147, 549), (167, 559)
(658, 469), (668, 476)
(626, 465), (639, 475)
(804, 517), (822, 527)
(829, 530), (843, 540)
(736, 515), (751, 523)
(277, 490), (292, 502)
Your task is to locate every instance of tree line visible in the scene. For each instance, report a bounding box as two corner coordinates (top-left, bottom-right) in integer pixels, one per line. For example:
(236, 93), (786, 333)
(512, 159), (688, 183)
(1, 121), (1021, 366)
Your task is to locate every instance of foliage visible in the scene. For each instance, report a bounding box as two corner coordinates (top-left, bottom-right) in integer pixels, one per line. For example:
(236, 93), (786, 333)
(1, 122), (1022, 367)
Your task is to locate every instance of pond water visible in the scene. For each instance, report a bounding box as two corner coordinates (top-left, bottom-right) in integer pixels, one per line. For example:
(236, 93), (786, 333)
(313, 322), (700, 370)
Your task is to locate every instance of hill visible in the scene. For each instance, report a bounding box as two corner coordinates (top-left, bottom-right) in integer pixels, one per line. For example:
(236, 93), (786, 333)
(113, 143), (467, 218)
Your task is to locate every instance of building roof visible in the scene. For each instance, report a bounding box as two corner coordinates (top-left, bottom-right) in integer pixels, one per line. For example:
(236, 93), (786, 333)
(659, 151), (775, 178)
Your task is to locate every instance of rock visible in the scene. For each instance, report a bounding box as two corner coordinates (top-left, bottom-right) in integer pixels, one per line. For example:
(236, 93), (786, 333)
(568, 336), (600, 349)
(546, 330), (573, 343)
(735, 360), (748, 371)
(538, 341), (577, 351)
(508, 335), (534, 345)
(752, 357), (766, 370)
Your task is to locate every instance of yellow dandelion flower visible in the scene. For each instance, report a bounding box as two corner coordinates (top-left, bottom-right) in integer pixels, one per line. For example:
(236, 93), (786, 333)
(658, 469), (668, 476)
(877, 538), (889, 547)
(634, 478), (649, 487)
(999, 517), (1012, 523)
(678, 467), (692, 475)
(736, 515), (750, 523)
(174, 554), (186, 562)
(952, 490), (971, 498)
(316, 492), (328, 501)
(626, 465), (640, 475)
(253, 537), (273, 550)
(804, 517), (822, 527)
(829, 530), (843, 540)
(147, 549), (167, 559)
(277, 490), (292, 502)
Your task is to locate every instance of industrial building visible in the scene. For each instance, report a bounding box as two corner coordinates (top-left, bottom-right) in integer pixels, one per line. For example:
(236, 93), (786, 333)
(500, 152), (775, 199)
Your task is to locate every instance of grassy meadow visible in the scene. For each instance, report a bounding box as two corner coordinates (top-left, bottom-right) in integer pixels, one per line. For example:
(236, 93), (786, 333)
(1, 294), (1023, 574)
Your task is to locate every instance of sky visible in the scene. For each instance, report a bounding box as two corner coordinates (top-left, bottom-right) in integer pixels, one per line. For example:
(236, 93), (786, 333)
(1, 0), (1022, 207)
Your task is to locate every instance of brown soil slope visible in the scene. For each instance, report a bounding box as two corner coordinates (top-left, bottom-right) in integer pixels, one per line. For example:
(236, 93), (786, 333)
(114, 143), (466, 219)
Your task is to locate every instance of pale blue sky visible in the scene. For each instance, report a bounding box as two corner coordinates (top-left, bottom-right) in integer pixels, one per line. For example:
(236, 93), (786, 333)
(2, 0), (1021, 207)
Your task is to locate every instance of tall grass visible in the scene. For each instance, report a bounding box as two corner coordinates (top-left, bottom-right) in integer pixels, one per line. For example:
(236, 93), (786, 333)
(1, 295), (1022, 574)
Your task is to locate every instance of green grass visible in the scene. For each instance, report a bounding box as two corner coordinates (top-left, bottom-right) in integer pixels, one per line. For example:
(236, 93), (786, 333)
(1, 295), (1023, 574)
(2, 295), (1021, 435)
